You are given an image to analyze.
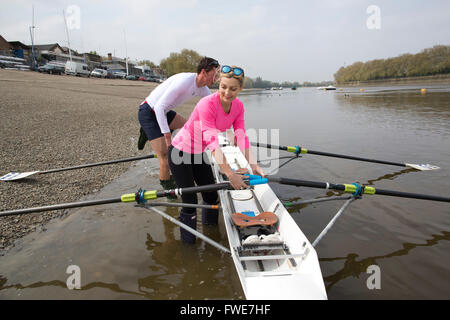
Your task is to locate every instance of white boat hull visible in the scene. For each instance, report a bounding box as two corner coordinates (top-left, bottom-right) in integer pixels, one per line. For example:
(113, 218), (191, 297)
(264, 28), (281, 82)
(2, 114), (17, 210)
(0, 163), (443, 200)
(209, 136), (327, 300)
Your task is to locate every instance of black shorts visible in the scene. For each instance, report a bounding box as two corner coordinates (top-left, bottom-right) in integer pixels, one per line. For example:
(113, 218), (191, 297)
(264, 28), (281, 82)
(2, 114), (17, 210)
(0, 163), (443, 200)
(138, 102), (177, 141)
(168, 146), (218, 214)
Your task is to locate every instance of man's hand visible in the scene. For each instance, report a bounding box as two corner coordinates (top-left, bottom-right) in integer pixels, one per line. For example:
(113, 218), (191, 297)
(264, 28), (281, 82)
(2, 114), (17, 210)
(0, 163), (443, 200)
(164, 132), (172, 148)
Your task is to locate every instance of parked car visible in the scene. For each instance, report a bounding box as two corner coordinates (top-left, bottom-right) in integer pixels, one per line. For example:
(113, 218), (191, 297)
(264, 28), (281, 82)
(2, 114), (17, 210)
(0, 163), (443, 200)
(145, 75), (163, 83)
(106, 69), (115, 79)
(90, 68), (107, 78)
(125, 74), (139, 80)
(112, 70), (127, 79)
(38, 64), (64, 75)
(65, 61), (90, 77)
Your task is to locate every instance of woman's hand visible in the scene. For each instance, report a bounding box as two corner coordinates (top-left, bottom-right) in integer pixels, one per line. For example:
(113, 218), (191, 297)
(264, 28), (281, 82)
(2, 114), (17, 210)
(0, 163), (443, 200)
(227, 172), (248, 190)
(250, 164), (265, 178)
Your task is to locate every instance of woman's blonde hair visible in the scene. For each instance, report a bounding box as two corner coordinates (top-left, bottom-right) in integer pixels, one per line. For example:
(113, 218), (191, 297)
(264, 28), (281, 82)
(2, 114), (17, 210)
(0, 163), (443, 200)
(220, 65), (245, 88)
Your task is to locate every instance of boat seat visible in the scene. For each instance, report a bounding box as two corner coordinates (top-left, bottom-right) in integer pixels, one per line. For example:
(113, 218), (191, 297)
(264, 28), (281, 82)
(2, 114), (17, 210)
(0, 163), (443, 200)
(232, 211), (278, 228)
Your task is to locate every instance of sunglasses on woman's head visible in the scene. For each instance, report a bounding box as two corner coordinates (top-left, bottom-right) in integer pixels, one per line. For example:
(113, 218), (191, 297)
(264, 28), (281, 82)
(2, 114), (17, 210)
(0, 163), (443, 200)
(221, 65), (244, 76)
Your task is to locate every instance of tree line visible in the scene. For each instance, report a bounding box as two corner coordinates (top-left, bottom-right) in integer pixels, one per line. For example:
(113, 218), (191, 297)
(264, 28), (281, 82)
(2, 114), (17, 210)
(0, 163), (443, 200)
(150, 48), (330, 88)
(334, 45), (450, 84)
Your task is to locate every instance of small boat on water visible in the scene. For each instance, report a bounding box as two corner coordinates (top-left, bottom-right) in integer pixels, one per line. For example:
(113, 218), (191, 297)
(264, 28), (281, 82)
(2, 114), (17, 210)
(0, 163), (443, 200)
(317, 85), (336, 91)
(208, 134), (327, 300)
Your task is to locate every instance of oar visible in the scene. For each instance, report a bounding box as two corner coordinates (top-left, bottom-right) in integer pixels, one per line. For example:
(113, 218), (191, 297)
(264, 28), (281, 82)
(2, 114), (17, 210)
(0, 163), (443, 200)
(252, 142), (440, 171)
(0, 183), (224, 217)
(245, 175), (450, 203)
(0, 179), (267, 217)
(0, 154), (158, 181)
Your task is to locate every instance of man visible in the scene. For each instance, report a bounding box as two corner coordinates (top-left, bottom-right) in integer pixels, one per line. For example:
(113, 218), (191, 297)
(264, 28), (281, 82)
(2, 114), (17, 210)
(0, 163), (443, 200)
(138, 57), (219, 193)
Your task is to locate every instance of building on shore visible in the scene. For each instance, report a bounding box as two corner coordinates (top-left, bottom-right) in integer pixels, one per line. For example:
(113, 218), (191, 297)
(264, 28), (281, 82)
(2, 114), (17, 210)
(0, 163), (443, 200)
(0, 34), (160, 75)
(0, 35), (32, 63)
(0, 35), (12, 56)
(82, 52), (102, 70)
(103, 53), (143, 76)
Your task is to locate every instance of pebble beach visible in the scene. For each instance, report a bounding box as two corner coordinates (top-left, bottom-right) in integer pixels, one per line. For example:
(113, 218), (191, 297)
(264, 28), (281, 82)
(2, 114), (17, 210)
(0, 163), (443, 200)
(0, 69), (198, 254)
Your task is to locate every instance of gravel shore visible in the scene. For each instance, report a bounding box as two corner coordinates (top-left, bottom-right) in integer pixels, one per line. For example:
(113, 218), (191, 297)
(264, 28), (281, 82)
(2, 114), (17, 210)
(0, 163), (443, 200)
(0, 69), (198, 255)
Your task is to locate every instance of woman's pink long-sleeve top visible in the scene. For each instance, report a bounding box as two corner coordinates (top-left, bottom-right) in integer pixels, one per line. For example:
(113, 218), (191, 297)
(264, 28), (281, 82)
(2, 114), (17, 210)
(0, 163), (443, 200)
(172, 92), (250, 154)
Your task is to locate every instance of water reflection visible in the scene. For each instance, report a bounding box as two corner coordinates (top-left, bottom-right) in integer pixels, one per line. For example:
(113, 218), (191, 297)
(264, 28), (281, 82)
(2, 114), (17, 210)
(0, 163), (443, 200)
(320, 231), (450, 293)
(137, 208), (240, 299)
(0, 275), (147, 298)
(334, 91), (450, 138)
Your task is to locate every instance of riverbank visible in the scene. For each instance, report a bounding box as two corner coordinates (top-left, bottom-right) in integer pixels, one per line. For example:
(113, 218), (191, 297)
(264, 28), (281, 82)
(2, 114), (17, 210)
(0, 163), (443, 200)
(338, 73), (450, 87)
(0, 69), (199, 255)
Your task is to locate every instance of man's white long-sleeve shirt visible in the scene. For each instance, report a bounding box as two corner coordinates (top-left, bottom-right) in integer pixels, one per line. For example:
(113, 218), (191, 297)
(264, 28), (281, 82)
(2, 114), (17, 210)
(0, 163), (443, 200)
(144, 73), (211, 134)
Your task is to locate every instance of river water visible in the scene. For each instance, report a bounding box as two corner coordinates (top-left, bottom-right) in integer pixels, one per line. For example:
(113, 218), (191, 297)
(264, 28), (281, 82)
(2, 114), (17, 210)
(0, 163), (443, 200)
(0, 84), (449, 300)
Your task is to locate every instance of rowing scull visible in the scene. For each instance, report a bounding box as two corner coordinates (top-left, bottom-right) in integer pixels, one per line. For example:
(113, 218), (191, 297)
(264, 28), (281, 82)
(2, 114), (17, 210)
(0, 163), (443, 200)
(209, 135), (327, 300)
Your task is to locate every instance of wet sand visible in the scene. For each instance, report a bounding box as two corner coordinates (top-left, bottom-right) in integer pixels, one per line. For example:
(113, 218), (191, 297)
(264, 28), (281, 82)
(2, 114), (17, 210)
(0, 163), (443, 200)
(0, 69), (199, 254)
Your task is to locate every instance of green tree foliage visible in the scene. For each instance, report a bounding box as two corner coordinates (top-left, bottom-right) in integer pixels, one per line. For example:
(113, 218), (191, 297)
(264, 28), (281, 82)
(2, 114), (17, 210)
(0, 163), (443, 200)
(139, 60), (157, 68)
(160, 49), (203, 77)
(334, 45), (450, 84)
(158, 48), (331, 87)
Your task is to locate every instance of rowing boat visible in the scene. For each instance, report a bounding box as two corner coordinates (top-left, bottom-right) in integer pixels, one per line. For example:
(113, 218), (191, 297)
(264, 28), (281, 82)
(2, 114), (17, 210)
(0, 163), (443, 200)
(209, 134), (327, 300)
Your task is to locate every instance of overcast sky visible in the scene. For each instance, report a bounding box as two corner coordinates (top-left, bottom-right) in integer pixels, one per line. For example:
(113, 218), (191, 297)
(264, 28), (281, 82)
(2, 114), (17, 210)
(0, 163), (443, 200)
(1, 0), (449, 82)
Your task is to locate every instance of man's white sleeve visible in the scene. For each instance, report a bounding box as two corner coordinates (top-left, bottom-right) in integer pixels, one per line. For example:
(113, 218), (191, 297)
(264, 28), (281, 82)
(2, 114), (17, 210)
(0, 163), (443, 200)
(153, 78), (189, 134)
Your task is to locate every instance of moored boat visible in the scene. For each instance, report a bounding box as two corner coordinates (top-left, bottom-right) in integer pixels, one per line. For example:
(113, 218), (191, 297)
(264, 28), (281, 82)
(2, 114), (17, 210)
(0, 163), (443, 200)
(317, 85), (336, 90)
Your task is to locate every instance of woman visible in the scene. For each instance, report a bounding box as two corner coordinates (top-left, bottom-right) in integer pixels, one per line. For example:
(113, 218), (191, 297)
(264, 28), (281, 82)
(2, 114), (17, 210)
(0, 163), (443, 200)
(169, 65), (265, 244)
(138, 57), (220, 194)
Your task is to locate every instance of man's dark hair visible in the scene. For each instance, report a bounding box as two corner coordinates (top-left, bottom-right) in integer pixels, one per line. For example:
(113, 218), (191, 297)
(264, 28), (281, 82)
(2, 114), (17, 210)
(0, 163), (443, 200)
(197, 57), (219, 74)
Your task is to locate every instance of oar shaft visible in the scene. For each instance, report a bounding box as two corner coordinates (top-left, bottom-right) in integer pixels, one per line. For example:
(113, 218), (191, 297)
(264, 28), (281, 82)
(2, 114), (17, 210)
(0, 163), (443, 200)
(251, 142), (288, 151)
(252, 142), (407, 167)
(40, 154), (157, 174)
(267, 176), (450, 203)
(155, 182), (233, 198)
(306, 149), (406, 167)
(268, 177), (345, 191)
(0, 182), (234, 217)
(374, 188), (450, 203)
(141, 202), (219, 210)
(0, 197), (122, 217)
